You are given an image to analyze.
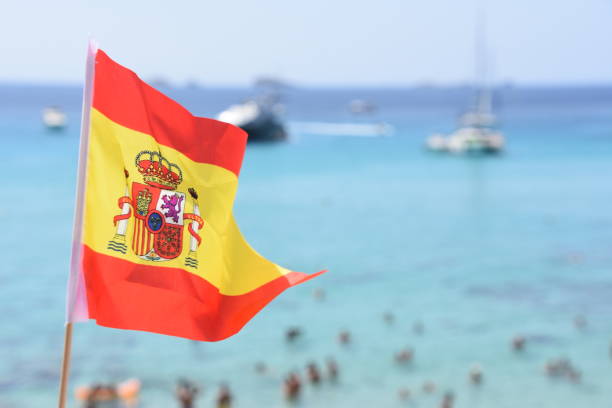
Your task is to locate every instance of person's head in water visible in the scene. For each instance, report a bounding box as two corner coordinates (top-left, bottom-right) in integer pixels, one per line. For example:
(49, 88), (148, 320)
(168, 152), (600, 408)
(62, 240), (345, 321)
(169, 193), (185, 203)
(469, 364), (483, 385)
(216, 384), (232, 408)
(283, 372), (302, 401)
(338, 330), (351, 345)
(440, 391), (455, 408)
(307, 362), (321, 384)
(394, 348), (414, 364)
(326, 358), (339, 381)
(512, 335), (526, 352)
(254, 361), (267, 374)
(286, 327), (302, 342)
(176, 379), (199, 408)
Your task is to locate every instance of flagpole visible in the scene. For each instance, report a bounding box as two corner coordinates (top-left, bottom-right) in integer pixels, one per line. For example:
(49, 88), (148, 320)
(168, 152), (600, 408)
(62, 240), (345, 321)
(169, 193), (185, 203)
(57, 323), (73, 408)
(59, 38), (98, 408)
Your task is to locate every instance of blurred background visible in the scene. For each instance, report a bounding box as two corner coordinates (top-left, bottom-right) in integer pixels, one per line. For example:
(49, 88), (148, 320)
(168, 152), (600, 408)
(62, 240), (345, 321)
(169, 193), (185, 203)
(3, 0), (612, 407)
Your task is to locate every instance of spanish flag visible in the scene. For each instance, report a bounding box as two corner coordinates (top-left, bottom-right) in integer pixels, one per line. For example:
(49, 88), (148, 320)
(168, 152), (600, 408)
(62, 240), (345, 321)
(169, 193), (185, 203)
(65, 43), (324, 341)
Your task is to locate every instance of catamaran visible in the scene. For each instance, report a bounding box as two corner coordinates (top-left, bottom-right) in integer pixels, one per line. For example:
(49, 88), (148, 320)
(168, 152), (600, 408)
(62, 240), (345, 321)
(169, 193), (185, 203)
(427, 89), (504, 154)
(426, 5), (504, 155)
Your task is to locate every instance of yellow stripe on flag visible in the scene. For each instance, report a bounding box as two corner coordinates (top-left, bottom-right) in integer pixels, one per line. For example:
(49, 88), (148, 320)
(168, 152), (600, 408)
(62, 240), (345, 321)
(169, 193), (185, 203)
(83, 108), (292, 295)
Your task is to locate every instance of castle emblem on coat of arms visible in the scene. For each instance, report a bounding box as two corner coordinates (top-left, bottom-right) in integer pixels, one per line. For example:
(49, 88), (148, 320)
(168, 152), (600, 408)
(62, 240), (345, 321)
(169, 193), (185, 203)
(107, 150), (204, 268)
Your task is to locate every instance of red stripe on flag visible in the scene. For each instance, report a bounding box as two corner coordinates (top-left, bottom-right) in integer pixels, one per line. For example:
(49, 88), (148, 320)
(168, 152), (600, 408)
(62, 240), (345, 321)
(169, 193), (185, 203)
(82, 245), (324, 341)
(92, 50), (247, 176)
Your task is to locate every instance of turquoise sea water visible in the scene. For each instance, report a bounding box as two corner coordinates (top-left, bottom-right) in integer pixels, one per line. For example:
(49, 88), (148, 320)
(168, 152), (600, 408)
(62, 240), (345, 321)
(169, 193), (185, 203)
(2, 84), (612, 407)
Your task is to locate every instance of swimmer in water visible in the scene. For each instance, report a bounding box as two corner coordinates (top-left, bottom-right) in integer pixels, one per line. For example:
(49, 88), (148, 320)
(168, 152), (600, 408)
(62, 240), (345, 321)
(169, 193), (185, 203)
(117, 378), (140, 408)
(422, 380), (436, 394)
(567, 368), (581, 384)
(469, 364), (483, 385)
(79, 381), (140, 408)
(326, 358), (339, 382)
(176, 379), (199, 408)
(85, 384), (118, 408)
(283, 372), (302, 402)
(440, 391), (454, 408)
(254, 361), (267, 375)
(216, 384), (232, 408)
(394, 348), (414, 364)
(286, 327), (302, 342)
(574, 315), (587, 331)
(313, 288), (326, 301)
(512, 335), (526, 352)
(383, 312), (394, 325)
(544, 357), (581, 383)
(338, 330), (351, 345)
(398, 387), (411, 401)
(544, 358), (569, 377)
(307, 362), (322, 385)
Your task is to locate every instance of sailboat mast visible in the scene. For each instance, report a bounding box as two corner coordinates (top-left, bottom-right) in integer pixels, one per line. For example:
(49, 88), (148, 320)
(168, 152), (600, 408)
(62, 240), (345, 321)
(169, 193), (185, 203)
(474, 0), (492, 116)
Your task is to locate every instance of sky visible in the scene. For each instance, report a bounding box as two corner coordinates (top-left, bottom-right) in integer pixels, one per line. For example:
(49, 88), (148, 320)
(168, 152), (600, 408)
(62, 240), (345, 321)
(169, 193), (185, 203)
(0, 0), (611, 86)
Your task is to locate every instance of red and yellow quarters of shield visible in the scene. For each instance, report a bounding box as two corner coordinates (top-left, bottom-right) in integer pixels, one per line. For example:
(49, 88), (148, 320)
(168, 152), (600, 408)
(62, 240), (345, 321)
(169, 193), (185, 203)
(67, 46), (325, 342)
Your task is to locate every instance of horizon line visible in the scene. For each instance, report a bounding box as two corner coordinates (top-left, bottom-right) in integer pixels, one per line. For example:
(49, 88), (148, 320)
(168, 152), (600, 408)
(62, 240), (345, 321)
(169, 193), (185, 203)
(2, 79), (612, 90)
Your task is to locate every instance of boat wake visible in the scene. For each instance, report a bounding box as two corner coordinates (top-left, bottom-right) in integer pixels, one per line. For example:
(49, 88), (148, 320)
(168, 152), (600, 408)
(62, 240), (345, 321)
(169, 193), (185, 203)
(289, 121), (393, 138)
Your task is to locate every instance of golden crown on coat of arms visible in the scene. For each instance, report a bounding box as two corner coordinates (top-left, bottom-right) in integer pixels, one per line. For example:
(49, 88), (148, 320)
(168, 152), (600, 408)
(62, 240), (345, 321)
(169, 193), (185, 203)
(135, 150), (183, 190)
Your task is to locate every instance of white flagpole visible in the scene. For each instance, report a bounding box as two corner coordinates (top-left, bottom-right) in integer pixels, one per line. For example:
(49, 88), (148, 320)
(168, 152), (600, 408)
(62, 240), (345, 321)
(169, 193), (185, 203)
(58, 39), (98, 408)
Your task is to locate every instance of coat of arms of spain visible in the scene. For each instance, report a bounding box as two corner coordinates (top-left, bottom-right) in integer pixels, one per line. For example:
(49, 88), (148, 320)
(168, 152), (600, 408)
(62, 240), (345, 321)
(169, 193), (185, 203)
(107, 150), (204, 268)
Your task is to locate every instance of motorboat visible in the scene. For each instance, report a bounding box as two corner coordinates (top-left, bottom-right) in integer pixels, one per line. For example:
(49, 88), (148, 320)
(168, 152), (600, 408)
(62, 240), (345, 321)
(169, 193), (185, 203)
(42, 106), (67, 130)
(349, 99), (377, 114)
(218, 100), (287, 143)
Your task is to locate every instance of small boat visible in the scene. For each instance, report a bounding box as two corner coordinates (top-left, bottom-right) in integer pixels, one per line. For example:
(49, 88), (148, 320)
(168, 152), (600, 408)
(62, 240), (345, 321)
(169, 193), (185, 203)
(42, 106), (67, 130)
(218, 100), (287, 143)
(349, 99), (377, 114)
